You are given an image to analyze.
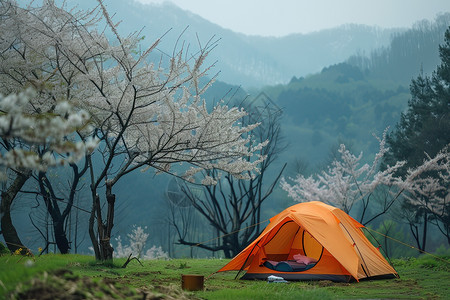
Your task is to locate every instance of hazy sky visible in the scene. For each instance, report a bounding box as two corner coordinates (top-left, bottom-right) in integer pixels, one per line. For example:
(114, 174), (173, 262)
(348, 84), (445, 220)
(135, 0), (450, 37)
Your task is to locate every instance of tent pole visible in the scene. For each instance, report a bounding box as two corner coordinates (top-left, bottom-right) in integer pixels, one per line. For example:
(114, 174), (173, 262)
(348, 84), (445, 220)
(235, 241), (261, 279)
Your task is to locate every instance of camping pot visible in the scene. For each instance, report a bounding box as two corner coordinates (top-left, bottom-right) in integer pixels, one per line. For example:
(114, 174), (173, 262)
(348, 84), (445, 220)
(181, 274), (204, 291)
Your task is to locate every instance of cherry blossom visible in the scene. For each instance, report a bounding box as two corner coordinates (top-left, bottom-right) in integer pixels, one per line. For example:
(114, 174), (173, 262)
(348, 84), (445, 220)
(1, 0), (265, 260)
(0, 89), (97, 179)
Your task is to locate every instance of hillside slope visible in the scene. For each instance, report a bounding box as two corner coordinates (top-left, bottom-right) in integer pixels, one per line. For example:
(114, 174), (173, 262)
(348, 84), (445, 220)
(65, 0), (398, 87)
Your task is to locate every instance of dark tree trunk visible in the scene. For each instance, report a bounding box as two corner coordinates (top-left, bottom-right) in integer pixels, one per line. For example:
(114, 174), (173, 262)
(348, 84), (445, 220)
(409, 210), (428, 253)
(222, 233), (241, 258)
(37, 172), (72, 254)
(89, 194), (101, 260)
(421, 211), (428, 252)
(100, 187), (115, 260)
(223, 250), (232, 259)
(53, 219), (70, 254)
(34, 162), (88, 254)
(91, 182), (116, 261)
(0, 171), (31, 253)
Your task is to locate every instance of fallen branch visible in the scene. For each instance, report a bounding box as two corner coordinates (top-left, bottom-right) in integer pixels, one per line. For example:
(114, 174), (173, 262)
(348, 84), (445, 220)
(121, 253), (144, 268)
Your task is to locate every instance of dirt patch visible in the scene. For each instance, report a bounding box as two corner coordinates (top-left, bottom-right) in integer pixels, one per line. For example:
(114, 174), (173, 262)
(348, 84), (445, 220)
(7, 269), (197, 300)
(165, 262), (191, 270)
(316, 280), (335, 287)
(134, 271), (161, 277)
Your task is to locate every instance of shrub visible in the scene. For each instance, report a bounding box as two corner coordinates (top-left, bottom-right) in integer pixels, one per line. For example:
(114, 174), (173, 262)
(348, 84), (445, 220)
(113, 225), (169, 260)
(0, 242), (10, 256)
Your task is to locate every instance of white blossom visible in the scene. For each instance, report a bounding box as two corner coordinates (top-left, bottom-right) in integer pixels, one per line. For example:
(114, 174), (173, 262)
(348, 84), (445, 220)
(281, 130), (406, 215)
(281, 128), (449, 224)
(401, 147), (450, 218)
(1, 0), (266, 260)
(113, 225), (168, 260)
(201, 175), (217, 185)
(0, 0), (265, 183)
(0, 89), (98, 178)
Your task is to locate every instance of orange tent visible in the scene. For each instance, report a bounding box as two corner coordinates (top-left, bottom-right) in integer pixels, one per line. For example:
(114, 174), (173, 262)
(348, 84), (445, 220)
(217, 201), (398, 282)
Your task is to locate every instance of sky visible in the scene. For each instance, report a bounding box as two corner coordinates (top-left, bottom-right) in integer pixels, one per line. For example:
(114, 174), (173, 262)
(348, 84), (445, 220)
(135, 0), (450, 37)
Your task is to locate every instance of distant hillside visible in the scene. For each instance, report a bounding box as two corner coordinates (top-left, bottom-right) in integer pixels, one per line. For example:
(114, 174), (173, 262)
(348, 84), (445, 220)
(261, 62), (410, 170)
(64, 0), (400, 88)
(348, 13), (450, 83)
(244, 24), (398, 83)
(257, 16), (450, 169)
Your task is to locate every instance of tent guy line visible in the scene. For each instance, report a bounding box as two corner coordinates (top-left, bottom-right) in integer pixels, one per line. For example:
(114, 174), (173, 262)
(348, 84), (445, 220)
(364, 227), (450, 265)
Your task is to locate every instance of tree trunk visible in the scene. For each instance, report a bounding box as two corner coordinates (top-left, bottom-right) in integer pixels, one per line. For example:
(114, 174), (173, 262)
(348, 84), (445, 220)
(0, 171), (31, 253)
(222, 248), (232, 259)
(421, 211), (428, 252)
(222, 234), (241, 258)
(37, 172), (72, 254)
(409, 210), (429, 253)
(89, 194), (101, 260)
(53, 219), (70, 254)
(100, 188), (115, 260)
(93, 182), (116, 261)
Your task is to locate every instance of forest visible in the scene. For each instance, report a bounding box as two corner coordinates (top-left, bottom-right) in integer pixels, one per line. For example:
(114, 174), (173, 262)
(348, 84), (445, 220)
(0, 0), (449, 268)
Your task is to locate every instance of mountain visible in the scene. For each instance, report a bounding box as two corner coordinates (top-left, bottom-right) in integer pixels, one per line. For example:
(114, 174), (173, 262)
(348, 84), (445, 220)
(242, 24), (398, 84)
(261, 63), (410, 168)
(348, 13), (450, 83)
(65, 0), (400, 88)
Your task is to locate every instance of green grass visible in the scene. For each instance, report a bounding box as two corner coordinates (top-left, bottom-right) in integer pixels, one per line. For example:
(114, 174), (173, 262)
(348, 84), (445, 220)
(0, 253), (449, 299)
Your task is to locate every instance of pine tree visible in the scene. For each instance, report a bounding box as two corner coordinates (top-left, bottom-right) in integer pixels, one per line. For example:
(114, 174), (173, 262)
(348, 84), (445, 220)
(384, 27), (450, 249)
(384, 25), (450, 170)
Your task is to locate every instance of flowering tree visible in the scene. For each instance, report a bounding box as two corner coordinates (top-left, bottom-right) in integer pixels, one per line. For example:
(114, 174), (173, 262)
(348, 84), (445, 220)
(383, 27), (450, 250)
(0, 90), (95, 175)
(1, 1), (265, 260)
(281, 130), (450, 227)
(113, 225), (168, 260)
(173, 97), (286, 258)
(0, 89), (96, 253)
(400, 148), (450, 247)
(0, 0), (99, 254)
(281, 130), (405, 225)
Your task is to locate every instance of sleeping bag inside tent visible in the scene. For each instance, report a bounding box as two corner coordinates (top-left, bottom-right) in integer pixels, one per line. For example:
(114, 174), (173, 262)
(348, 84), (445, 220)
(217, 201), (398, 282)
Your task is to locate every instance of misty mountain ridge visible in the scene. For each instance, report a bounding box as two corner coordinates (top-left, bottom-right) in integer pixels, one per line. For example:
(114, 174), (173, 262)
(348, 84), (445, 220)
(129, 1), (403, 87)
(70, 0), (404, 88)
(241, 23), (399, 84)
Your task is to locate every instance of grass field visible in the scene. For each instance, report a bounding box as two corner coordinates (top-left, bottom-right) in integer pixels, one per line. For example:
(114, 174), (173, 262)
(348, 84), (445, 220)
(0, 253), (449, 299)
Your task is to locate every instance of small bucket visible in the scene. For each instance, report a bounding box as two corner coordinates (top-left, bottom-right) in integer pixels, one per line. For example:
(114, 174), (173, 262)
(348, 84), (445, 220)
(181, 274), (204, 291)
